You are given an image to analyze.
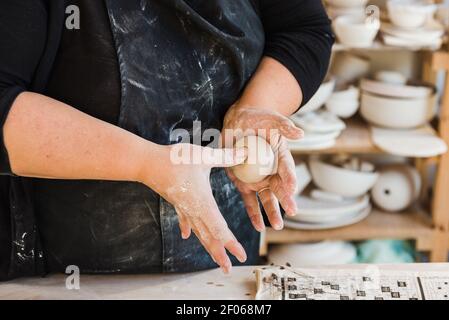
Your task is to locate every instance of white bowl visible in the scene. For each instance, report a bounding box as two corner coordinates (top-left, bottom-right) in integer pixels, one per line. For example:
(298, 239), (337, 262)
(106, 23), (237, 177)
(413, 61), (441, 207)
(360, 92), (437, 129)
(333, 15), (380, 47)
(309, 159), (379, 198)
(296, 78), (336, 114)
(325, 86), (360, 118)
(331, 53), (370, 83)
(374, 71), (407, 85)
(360, 78), (434, 99)
(387, 0), (437, 28)
(327, 6), (366, 19)
(326, 0), (369, 8)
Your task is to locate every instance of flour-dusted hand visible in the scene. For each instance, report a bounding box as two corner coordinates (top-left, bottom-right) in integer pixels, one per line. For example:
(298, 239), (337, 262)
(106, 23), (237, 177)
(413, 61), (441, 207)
(222, 104), (304, 232)
(137, 144), (248, 274)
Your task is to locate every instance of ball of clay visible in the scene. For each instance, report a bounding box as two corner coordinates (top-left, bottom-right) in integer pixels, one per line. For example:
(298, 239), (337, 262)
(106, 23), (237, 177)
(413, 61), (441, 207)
(371, 165), (421, 212)
(231, 136), (276, 184)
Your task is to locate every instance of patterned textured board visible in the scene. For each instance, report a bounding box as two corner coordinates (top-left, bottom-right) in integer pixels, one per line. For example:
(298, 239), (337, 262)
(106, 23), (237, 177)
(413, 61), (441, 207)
(255, 266), (449, 300)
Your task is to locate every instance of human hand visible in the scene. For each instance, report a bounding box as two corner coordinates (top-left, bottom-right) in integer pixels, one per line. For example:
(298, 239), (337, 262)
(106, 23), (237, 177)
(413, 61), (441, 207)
(222, 104), (304, 232)
(138, 143), (248, 273)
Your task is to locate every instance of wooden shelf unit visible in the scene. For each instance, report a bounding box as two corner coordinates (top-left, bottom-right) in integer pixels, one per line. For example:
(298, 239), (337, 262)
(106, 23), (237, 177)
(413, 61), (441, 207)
(263, 47), (449, 262)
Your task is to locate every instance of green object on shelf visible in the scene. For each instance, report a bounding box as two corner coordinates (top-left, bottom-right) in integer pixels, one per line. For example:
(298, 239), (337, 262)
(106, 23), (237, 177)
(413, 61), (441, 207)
(356, 240), (416, 264)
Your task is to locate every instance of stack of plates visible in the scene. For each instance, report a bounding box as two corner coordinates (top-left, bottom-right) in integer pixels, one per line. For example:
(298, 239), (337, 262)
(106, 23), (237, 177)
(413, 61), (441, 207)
(268, 241), (357, 267)
(285, 194), (371, 230)
(288, 110), (346, 151)
(380, 20), (444, 49)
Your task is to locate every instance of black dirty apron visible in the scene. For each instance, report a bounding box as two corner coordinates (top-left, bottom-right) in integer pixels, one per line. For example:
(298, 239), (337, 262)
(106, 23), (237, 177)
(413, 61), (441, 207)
(34, 0), (265, 273)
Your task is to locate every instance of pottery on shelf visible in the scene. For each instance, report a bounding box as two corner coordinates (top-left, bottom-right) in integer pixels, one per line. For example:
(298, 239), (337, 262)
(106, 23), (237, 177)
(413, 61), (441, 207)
(387, 0), (437, 29)
(296, 77), (336, 115)
(371, 165), (421, 212)
(371, 126), (448, 158)
(326, 0), (369, 8)
(268, 241), (357, 267)
(360, 78), (435, 99)
(291, 110), (346, 133)
(360, 92), (437, 129)
(309, 159), (379, 198)
(295, 163), (312, 195)
(333, 14), (380, 48)
(374, 70), (407, 85)
(331, 53), (370, 84)
(325, 86), (360, 118)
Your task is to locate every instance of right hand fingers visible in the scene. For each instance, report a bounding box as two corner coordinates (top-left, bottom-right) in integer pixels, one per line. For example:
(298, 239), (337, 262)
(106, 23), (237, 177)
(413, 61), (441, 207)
(258, 189), (283, 230)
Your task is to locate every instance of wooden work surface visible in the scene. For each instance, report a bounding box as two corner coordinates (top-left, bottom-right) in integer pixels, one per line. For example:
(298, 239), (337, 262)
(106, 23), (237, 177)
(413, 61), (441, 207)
(1, 264), (449, 300)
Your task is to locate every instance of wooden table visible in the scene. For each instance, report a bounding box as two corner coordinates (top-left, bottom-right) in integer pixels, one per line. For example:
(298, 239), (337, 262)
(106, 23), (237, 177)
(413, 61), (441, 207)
(1, 264), (448, 300)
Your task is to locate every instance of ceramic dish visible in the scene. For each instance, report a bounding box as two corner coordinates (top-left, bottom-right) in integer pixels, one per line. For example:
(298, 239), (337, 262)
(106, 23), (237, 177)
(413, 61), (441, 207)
(326, 6), (366, 19)
(292, 194), (370, 217)
(326, 0), (369, 8)
(291, 110), (346, 133)
(360, 92), (437, 129)
(295, 163), (312, 195)
(288, 139), (337, 151)
(333, 15), (380, 47)
(360, 78), (434, 99)
(325, 86), (360, 118)
(382, 34), (443, 48)
(284, 205), (371, 230)
(380, 20), (444, 41)
(371, 125), (448, 157)
(268, 241), (357, 267)
(374, 71), (407, 85)
(296, 77), (336, 115)
(309, 159), (379, 198)
(387, 0), (437, 28)
(331, 53), (370, 83)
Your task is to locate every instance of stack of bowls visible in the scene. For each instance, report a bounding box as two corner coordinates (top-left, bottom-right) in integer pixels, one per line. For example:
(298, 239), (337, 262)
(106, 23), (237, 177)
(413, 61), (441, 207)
(285, 157), (378, 230)
(360, 71), (437, 129)
(289, 77), (347, 151)
(383, 0), (443, 48)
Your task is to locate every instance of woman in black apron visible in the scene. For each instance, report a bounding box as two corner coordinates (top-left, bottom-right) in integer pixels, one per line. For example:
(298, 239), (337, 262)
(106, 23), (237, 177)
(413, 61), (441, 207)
(0, 0), (333, 279)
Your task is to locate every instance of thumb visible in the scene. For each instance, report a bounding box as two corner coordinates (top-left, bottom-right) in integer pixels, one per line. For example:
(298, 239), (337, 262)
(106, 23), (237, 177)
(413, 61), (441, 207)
(204, 147), (248, 168)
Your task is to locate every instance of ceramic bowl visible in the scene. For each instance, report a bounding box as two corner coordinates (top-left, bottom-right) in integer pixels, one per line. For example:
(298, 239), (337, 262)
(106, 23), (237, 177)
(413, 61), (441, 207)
(326, 6), (366, 19)
(333, 15), (380, 47)
(268, 241), (357, 267)
(325, 86), (360, 118)
(374, 71), (407, 85)
(309, 159), (379, 198)
(331, 53), (370, 83)
(326, 0), (369, 8)
(296, 77), (336, 115)
(360, 78), (434, 99)
(360, 92), (437, 129)
(387, 0), (437, 28)
(371, 165), (421, 212)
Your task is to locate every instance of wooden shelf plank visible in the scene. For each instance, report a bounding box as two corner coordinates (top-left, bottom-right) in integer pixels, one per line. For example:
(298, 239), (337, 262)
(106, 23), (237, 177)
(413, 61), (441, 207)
(332, 41), (442, 52)
(291, 118), (381, 155)
(266, 209), (434, 250)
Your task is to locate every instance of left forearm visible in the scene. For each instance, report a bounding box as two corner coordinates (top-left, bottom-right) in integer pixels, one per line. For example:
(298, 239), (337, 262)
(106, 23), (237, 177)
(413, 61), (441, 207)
(237, 57), (302, 116)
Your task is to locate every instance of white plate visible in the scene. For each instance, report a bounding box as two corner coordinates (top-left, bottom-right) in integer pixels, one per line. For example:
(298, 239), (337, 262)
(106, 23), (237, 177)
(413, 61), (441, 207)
(291, 110), (346, 133)
(360, 78), (434, 99)
(382, 34), (443, 48)
(381, 21), (444, 41)
(268, 241), (357, 267)
(290, 194), (370, 217)
(288, 139), (337, 151)
(284, 205), (371, 230)
(372, 126), (448, 158)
